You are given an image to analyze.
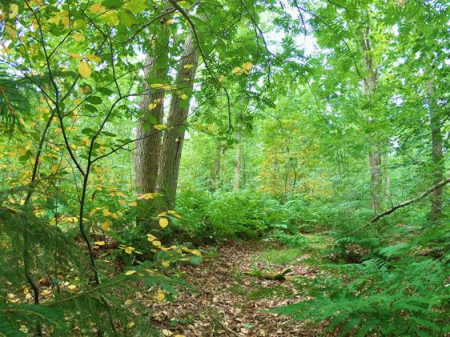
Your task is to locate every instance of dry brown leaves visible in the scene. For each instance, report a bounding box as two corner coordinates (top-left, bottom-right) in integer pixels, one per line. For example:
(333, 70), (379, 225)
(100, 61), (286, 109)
(147, 242), (324, 337)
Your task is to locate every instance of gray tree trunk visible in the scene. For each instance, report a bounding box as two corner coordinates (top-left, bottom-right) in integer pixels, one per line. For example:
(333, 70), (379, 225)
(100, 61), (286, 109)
(428, 81), (444, 221)
(361, 26), (383, 213)
(135, 25), (169, 223)
(157, 34), (199, 209)
(233, 129), (242, 191)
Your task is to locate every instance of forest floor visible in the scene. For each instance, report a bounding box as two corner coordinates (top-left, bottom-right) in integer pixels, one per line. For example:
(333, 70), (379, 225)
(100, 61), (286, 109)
(149, 240), (327, 336)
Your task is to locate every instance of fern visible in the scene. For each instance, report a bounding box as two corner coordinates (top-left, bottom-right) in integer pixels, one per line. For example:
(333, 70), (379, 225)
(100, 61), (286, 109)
(273, 255), (450, 336)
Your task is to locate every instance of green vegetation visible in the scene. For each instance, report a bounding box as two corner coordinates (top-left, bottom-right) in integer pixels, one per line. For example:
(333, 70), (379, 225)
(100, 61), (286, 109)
(0, 0), (449, 336)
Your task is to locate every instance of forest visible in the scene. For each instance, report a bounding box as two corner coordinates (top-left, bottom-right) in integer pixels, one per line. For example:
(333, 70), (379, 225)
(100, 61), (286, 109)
(0, 0), (449, 336)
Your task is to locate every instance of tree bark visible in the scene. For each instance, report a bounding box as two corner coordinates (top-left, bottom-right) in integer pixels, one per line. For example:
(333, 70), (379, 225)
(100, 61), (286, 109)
(135, 24), (170, 223)
(233, 129), (242, 191)
(428, 81), (444, 221)
(361, 25), (383, 213)
(157, 34), (199, 209)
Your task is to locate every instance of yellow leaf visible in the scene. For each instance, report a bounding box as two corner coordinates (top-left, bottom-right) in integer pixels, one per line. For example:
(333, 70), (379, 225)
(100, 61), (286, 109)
(174, 335), (186, 337)
(162, 329), (173, 336)
(166, 19), (174, 25)
(74, 19), (86, 28)
(242, 61), (253, 74)
(148, 103), (157, 110)
(90, 4), (105, 13)
(153, 124), (167, 131)
(159, 217), (169, 228)
(9, 4), (19, 19)
(128, 201), (137, 207)
(62, 16), (70, 27)
(81, 137), (91, 146)
(158, 212), (168, 217)
(18, 147), (27, 156)
(118, 199), (126, 205)
(156, 291), (165, 302)
(102, 11), (120, 26)
(89, 207), (100, 216)
(167, 210), (181, 218)
(68, 284), (77, 290)
(48, 16), (61, 25)
(124, 247), (135, 254)
(73, 32), (84, 41)
(102, 220), (111, 231)
(137, 193), (156, 200)
(180, 93), (188, 100)
(103, 209), (111, 216)
(5, 23), (17, 38)
(0, 46), (11, 54)
(86, 54), (102, 63)
(94, 241), (105, 246)
(152, 240), (161, 247)
(149, 83), (165, 89)
(124, 299), (133, 306)
(183, 64), (194, 69)
(162, 260), (170, 268)
(38, 106), (50, 113)
(127, 321), (135, 328)
(191, 249), (201, 256)
(232, 66), (242, 75)
(69, 53), (82, 59)
(147, 234), (157, 242)
(78, 60), (92, 78)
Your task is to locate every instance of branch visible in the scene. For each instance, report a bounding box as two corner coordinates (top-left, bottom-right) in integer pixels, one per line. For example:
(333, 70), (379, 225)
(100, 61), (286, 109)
(371, 177), (450, 222)
(167, 0), (234, 132)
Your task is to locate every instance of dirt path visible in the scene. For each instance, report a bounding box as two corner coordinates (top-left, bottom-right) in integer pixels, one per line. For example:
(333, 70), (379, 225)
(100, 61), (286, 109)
(150, 242), (323, 336)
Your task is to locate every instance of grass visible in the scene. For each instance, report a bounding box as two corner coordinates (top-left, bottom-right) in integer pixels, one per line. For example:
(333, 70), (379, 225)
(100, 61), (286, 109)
(256, 247), (304, 266)
(248, 285), (294, 300)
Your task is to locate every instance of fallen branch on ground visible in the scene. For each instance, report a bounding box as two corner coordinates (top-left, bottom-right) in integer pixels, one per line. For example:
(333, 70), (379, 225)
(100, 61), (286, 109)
(211, 316), (243, 337)
(371, 177), (450, 222)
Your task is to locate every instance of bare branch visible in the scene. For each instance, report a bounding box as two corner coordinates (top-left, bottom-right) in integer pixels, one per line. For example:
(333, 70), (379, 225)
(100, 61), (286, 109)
(371, 178), (450, 222)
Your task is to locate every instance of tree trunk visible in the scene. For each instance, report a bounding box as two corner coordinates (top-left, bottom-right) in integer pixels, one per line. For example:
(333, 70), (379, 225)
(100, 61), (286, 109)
(157, 34), (199, 209)
(233, 129), (242, 191)
(361, 25), (383, 213)
(135, 25), (169, 223)
(428, 81), (444, 221)
(368, 151), (382, 211)
(212, 140), (221, 190)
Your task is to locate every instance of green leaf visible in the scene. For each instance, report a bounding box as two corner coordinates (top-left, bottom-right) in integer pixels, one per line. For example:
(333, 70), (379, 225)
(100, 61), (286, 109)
(102, 131), (117, 137)
(190, 256), (202, 265)
(118, 10), (136, 27)
(123, 0), (146, 14)
(84, 104), (98, 113)
(86, 96), (102, 105)
(99, 87), (114, 95)
(102, 0), (122, 9)
(81, 128), (96, 135)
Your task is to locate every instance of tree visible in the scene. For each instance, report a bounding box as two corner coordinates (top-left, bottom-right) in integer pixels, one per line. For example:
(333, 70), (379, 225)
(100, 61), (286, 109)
(360, 19), (383, 213)
(135, 20), (170, 224)
(157, 34), (199, 209)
